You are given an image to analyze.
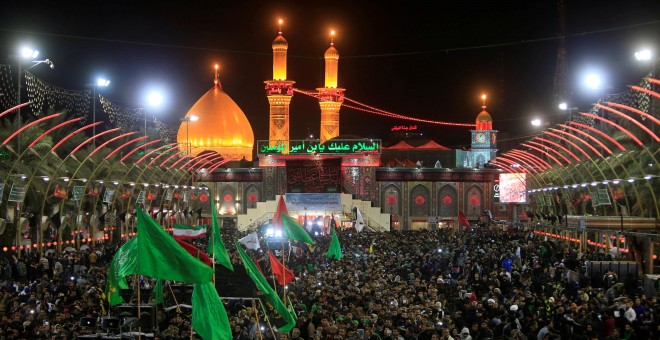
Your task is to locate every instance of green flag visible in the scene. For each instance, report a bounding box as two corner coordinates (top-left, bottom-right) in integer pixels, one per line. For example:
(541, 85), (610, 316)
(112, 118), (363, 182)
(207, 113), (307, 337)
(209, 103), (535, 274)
(281, 213), (315, 244)
(234, 242), (296, 332)
(326, 229), (343, 260)
(153, 279), (164, 305)
(288, 297), (298, 323)
(192, 282), (232, 340)
(136, 208), (213, 283)
(106, 237), (139, 306)
(208, 204), (234, 271)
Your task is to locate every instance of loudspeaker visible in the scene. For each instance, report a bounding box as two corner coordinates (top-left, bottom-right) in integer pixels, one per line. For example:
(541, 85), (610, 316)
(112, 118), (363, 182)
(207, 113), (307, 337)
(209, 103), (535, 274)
(215, 264), (258, 298)
(115, 304), (157, 331)
(80, 317), (97, 328)
(101, 317), (120, 330)
(169, 285), (194, 305)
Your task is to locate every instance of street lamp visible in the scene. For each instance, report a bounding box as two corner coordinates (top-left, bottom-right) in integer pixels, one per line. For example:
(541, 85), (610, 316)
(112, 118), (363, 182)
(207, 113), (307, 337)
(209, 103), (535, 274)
(15, 47), (53, 154)
(531, 119), (542, 127)
(144, 90), (164, 155)
(558, 102), (577, 122)
(88, 77), (110, 149)
(180, 115), (199, 156)
(635, 48), (657, 133)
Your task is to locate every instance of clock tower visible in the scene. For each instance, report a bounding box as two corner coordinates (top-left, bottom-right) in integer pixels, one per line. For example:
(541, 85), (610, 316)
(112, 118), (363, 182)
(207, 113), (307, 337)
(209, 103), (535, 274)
(470, 95), (498, 167)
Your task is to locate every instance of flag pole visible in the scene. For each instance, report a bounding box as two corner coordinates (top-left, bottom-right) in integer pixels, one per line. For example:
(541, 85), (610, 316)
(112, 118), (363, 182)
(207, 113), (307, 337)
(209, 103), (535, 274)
(137, 275), (142, 340)
(252, 298), (264, 340)
(166, 282), (182, 314)
(280, 237), (286, 302)
(212, 200), (216, 285)
(256, 297), (278, 340)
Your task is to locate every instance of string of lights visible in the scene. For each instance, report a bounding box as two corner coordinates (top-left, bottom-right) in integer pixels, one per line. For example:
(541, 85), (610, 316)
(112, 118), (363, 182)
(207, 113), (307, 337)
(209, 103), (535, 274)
(294, 88), (476, 128)
(0, 65), (17, 111)
(25, 71), (90, 118)
(99, 94), (143, 132)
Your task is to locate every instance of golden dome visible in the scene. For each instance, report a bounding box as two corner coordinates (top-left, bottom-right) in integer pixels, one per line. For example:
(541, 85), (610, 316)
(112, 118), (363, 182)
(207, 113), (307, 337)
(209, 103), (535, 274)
(324, 44), (339, 59)
(272, 33), (288, 51)
(475, 106), (493, 130)
(177, 80), (254, 160)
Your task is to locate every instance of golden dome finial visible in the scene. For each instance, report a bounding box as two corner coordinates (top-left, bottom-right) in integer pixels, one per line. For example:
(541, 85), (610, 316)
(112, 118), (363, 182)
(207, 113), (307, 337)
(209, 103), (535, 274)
(481, 93), (487, 109)
(214, 64), (219, 86)
(278, 18), (283, 35)
(330, 30), (335, 46)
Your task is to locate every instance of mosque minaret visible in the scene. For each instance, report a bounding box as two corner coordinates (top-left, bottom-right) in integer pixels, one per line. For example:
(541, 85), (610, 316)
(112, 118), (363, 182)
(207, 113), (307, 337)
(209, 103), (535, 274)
(265, 19), (295, 149)
(317, 30), (345, 143)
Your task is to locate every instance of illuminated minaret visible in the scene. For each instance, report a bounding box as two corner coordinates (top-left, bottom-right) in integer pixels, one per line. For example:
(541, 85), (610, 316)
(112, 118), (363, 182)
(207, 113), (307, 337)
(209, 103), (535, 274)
(265, 19), (295, 147)
(317, 30), (345, 143)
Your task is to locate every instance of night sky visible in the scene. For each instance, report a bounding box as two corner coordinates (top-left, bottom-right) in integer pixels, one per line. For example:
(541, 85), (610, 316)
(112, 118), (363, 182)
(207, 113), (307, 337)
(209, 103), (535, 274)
(1, 1), (660, 151)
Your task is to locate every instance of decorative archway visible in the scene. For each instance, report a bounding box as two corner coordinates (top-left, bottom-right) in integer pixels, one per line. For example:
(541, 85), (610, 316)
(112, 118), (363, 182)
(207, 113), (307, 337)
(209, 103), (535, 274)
(409, 184), (430, 216)
(244, 184), (262, 210)
(219, 185), (237, 215)
(465, 185), (484, 217)
(438, 184), (458, 217)
(381, 184), (401, 215)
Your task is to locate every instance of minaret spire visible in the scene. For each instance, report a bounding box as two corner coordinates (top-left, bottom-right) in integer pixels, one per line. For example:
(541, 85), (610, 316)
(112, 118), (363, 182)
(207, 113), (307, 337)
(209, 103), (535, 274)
(214, 64), (219, 87)
(318, 29), (345, 143)
(266, 18), (295, 150)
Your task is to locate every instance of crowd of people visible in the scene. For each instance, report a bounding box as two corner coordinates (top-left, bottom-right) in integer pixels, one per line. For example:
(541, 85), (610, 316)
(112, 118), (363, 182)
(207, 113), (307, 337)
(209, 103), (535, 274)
(1, 224), (658, 339)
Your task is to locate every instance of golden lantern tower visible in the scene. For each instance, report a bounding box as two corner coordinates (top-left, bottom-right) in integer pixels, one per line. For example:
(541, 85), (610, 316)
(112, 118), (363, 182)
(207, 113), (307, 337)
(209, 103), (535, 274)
(265, 19), (295, 148)
(317, 30), (345, 143)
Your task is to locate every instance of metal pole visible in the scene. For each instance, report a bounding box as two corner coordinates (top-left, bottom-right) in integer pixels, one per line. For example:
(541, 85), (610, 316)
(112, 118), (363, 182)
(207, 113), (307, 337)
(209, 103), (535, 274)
(144, 112), (147, 155)
(16, 62), (21, 154)
(92, 86), (96, 149)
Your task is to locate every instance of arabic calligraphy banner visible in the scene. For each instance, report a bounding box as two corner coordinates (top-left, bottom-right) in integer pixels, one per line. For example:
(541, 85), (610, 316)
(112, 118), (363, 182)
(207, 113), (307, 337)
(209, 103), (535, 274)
(257, 139), (381, 155)
(285, 193), (342, 211)
(286, 158), (341, 193)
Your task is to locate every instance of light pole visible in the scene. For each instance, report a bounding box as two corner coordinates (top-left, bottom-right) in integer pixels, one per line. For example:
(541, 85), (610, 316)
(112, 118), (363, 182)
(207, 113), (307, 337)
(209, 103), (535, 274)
(558, 102), (577, 123)
(584, 72), (609, 153)
(15, 47), (53, 154)
(145, 90), (164, 155)
(88, 78), (110, 150)
(180, 115), (199, 156)
(635, 48), (657, 134)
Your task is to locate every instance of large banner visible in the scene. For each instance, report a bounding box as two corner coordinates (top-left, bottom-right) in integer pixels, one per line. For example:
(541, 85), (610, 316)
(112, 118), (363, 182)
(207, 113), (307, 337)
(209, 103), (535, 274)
(285, 193), (342, 211)
(285, 158), (341, 193)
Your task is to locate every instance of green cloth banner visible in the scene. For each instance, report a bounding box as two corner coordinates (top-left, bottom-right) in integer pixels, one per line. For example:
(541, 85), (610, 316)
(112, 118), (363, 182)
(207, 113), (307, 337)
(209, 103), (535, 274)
(326, 229), (343, 260)
(136, 208), (213, 283)
(192, 282), (232, 340)
(282, 213), (315, 244)
(235, 242), (295, 332)
(208, 205), (233, 271)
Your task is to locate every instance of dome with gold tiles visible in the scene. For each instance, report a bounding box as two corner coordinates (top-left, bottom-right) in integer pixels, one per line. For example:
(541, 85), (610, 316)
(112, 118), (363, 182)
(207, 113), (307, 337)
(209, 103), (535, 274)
(177, 71), (254, 160)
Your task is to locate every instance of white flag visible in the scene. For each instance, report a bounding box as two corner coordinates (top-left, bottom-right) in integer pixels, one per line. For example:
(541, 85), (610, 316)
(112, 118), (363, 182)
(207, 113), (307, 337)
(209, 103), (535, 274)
(355, 208), (365, 233)
(239, 232), (260, 250)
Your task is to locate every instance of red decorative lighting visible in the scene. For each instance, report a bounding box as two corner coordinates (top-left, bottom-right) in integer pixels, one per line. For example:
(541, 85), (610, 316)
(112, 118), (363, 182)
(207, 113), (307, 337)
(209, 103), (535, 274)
(579, 112), (643, 146)
(595, 104), (659, 142)
(535, 137), (581, 162)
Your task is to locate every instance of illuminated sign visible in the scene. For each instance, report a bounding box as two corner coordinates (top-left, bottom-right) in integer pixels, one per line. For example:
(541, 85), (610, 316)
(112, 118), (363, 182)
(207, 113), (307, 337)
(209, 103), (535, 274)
(257, 139), (380, 155)
(499, 173), (527, 203)
(391, 125), (418, 132)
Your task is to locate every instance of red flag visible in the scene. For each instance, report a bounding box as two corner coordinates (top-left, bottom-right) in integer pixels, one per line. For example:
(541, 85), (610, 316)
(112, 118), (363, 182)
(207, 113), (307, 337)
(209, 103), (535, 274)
(268, 250), (294, 286)
(174, 238), (213, 267)
(458, 210), (470, 227)
(272, 196), (289, 230)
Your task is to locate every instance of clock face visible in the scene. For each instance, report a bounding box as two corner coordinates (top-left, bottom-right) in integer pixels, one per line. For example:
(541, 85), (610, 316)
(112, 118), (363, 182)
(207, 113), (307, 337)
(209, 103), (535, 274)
(475, 133), (486, 144)
(491, 133), (496, 144)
